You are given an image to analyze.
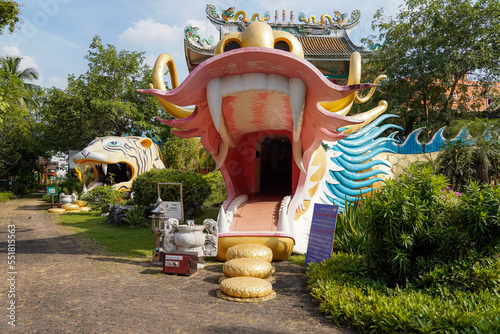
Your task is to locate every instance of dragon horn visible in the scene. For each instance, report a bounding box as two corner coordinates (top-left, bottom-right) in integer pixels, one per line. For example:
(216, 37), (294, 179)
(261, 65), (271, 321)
(150, 53), (194, 119)
(319, 52), (361, 115)
(341, 100), (388, 135)
(354, 74), (387, 104)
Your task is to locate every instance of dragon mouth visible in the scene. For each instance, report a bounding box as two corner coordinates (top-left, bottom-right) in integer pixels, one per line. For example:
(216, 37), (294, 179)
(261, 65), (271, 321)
(139, 47), (372, 234)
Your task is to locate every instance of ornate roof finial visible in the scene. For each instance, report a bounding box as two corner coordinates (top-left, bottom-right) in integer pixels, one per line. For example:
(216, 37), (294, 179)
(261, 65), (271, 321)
(282, 9), (286, 22)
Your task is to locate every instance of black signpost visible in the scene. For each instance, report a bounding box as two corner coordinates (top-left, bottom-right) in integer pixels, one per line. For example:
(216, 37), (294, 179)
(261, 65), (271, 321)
(305, 203), (339, 266)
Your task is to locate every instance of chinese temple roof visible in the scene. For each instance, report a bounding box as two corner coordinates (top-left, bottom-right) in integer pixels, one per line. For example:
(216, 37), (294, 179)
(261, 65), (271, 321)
(297, 36), (363, 59)
(184, 5), (365, 73)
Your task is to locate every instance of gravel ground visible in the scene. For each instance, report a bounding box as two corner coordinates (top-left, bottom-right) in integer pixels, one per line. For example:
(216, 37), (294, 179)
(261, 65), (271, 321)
(0, 191), (356, 333)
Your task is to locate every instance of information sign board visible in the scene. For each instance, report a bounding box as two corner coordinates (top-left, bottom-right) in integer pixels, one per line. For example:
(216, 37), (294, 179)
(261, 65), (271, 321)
(162, 201), (183, 221)
(305, 203), (339, 266)
(157, 182), (184, 222)
(47, 187), (58, 196)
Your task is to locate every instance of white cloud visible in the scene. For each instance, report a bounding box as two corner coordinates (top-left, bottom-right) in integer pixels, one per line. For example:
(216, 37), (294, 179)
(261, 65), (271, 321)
(144, 53), (158, 69)
(48, 76), (67, 90)
(118, 18), (184, 49)
(3, 46), (22, 57)
(2, 46), (43, 84)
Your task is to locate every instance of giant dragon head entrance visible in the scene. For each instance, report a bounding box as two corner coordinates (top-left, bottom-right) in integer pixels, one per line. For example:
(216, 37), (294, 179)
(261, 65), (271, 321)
(138, 7), (387, 259)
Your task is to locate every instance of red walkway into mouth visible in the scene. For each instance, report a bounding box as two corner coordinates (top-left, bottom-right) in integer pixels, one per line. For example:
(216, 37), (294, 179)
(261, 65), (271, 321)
(230, 194), (284, 232)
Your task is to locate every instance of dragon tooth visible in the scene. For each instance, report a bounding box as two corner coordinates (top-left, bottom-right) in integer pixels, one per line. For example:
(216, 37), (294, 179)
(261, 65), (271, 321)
(220, 75), (242, 95)
(242, 73), (268, 91)
(102, 163), (108, 175)
(217, 206), (230, 233)
(207, 78), (222, 132)
(290, 78), (306, 143)
(214, 140), (229, 172)
(292, 140), (306, 173)
(267, 74), (290, 94)
(277, 196), (291, 233)
(289, 78), (306, 132)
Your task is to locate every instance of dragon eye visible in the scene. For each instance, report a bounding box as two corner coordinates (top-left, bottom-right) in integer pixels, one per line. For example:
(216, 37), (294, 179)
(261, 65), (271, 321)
(223, 41), (241, 52)
(107, 141), (122, 146)
(274, 40), (291, 52)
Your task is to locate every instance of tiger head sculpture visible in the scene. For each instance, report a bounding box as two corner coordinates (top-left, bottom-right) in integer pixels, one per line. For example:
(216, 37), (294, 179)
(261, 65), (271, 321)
(72, 136), (165, 191)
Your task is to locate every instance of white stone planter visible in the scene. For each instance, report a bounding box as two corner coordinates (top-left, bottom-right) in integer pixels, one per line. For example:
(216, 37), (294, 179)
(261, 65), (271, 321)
(174, 225), (206, 257)
(60, 194), (73, 204)
(163, 219), (218, 269)
(59, 192), (77, 204)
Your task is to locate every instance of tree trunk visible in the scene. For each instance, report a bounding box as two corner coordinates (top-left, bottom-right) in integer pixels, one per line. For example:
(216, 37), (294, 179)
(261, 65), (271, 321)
(476, 158), (489, 185)
(443, 77), (460, 115)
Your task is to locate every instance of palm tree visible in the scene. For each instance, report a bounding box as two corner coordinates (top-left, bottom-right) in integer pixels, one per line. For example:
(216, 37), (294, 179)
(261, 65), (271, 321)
(0, 56), (39, 109)
(467, 119), (500, 185)
(440, 118), (500, 188)
(1, 56), (38, 86)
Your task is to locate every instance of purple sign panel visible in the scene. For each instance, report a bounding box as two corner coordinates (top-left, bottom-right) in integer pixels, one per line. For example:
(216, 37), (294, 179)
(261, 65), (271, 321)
(305, 203), (339, 266)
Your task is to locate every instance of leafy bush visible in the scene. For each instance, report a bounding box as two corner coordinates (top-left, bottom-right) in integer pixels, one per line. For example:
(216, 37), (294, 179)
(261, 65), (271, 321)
(0, 192), (15, 203)
(308, 166), (500, 333)
(458, 182), (500, 255)
(307, 253), (500, 334)
(80, 186), (125, 211)
(122, 208), (149, 228)
(42, 194), (52, 202)
(131, 169), (211, 218)
(363, 165), (462, 286)
(203, 171), (227, 206)
(57, 176), (82, 195)
(333, 198), (367, 254)
(435, 139), (474, 192)
(417, 255), (500, 294)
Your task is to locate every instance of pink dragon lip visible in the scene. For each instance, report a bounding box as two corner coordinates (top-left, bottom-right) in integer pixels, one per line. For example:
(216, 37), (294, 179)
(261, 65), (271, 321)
(138, 47), (374, 153)
(138, 47), (375, 206)
(139, 46), (373, 108)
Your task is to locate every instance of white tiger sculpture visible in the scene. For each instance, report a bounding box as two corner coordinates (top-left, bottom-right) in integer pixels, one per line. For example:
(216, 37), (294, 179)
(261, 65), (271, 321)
(72, 136), (165, 191)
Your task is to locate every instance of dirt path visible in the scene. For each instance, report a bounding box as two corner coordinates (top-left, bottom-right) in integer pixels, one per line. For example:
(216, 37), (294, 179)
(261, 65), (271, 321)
(1, 191), (355, 333)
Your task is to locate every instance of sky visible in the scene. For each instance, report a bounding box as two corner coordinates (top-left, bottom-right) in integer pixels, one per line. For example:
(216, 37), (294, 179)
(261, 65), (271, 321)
(0, 0), (404, 90)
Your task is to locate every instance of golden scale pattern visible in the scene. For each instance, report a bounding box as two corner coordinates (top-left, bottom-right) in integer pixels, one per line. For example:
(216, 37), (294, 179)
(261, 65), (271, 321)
(219, 244), (275, 300)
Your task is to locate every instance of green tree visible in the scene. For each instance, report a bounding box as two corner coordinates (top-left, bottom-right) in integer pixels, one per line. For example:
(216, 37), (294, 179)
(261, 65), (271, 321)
(0, 1), (20, 35)
(41, 35), (165, 151)
(162, 135), (203, 172)
(364, 0), (500, 137)
(0, 56), (46, 193)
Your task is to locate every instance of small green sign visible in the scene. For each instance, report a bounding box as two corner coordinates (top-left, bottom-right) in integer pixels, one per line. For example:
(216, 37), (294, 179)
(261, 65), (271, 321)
(47, 187), (57, 196)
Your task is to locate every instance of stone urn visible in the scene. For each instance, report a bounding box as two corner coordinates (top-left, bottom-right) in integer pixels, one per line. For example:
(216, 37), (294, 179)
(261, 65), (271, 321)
(60, 192), (77, 204)
(174, 224), (206, 258)
(163, 219), (218, 269)
(60, 193), (72, 204)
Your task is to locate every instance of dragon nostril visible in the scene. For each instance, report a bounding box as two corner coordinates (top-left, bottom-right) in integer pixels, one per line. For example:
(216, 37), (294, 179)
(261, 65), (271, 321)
(81, 148), (90, 157)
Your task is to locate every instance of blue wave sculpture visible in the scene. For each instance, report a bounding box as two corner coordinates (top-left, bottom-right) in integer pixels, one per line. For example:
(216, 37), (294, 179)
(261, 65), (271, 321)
(381, 127), (471, 154)
(324, 115), (473, 211)
(322, 114), (401, 211)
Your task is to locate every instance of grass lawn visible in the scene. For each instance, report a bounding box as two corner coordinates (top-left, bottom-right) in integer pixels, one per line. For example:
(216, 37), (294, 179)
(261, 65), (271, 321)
(288, 254), (306, 266)
(54, 207), (220, 258)
(56, 212), (155, 258)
